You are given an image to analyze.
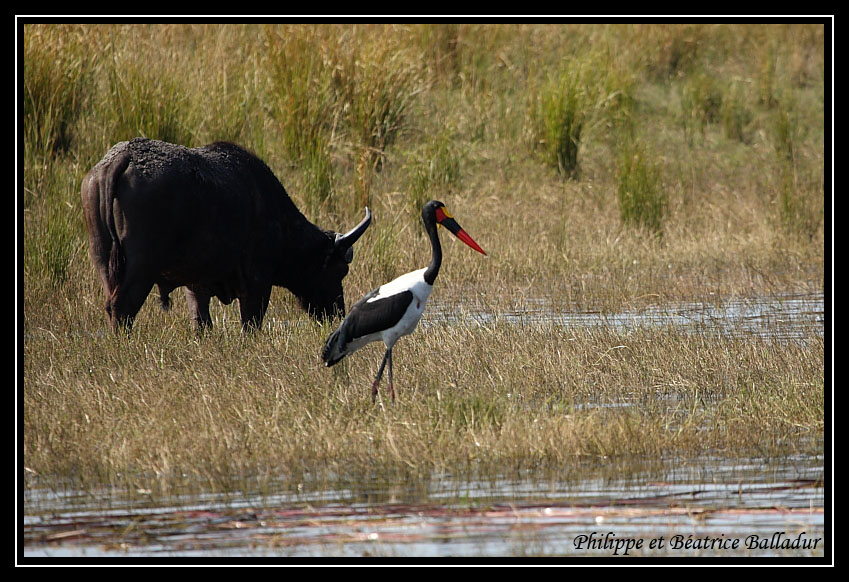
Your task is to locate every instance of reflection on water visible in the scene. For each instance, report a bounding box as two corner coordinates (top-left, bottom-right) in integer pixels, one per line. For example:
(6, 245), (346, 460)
(23, 453), (824, 558)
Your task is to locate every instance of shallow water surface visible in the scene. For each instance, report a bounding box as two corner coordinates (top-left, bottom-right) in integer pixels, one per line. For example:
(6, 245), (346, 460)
(23, 453), (824, 559)
(429, 292), (825, 341)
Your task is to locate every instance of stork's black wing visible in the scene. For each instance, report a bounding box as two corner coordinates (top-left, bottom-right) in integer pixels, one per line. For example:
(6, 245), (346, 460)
(322, 288), (414, 366)
(344, 288), (414, 340)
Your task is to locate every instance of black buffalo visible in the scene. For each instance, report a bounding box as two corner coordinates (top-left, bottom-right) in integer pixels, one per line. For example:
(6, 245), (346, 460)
(81, 138), (372, 332)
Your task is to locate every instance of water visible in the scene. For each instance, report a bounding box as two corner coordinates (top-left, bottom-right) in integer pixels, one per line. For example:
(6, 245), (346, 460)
(429, 291), (825, 341)
(22, 453), (824, 558)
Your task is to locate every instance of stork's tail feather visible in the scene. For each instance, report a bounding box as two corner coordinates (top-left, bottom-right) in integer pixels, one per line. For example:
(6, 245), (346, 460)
(322, 327), (346, 367)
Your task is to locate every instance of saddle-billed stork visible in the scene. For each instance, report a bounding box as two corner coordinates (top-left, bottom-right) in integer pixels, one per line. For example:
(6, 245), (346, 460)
(322, 200), (486, 401)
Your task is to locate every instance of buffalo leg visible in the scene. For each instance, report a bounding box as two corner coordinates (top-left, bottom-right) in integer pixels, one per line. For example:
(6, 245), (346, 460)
(109, 273), (153, 333)
(184, 286), (213, 331)
(239, 287), (271, 331)
(156, 283), (176, 312)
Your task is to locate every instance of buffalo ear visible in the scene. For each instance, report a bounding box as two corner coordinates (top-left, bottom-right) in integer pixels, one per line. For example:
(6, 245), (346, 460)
(344, 246), (354, 264)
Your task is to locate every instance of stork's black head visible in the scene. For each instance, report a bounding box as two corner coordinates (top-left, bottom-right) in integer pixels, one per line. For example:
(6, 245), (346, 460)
(422, 200), (486, 256)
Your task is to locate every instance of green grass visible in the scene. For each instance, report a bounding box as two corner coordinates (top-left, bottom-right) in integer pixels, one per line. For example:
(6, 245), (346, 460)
(405, 129), (463, 224)
(615, 139), (667, 235)
(21, 23), (826, 496)
(528, 66), (587, 178)
(107, 56), (195, 146)
(23, 29), (89, 159)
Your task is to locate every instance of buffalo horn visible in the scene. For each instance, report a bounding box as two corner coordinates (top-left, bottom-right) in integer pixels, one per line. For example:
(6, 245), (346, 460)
(335, 207), (372, 252)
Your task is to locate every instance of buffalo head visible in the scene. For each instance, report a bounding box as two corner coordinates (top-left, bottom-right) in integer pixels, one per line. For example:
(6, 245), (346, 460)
(291, 207), (372, 321)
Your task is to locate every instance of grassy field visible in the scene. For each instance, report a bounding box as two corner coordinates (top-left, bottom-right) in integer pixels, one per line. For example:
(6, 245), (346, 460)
(22, 23), (825, 496)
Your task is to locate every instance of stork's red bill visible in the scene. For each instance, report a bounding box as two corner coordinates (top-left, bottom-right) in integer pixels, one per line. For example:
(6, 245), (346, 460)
(434, 206), (487, 256)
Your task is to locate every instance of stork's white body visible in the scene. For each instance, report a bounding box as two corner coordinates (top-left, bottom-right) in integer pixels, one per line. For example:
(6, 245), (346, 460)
(357, 269), (433, 348)
(322, 268), (432, 364)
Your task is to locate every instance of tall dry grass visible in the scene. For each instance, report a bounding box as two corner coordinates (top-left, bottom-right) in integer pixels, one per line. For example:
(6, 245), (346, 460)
(21, 22), (826, 495)
(23, 316), (824, 495)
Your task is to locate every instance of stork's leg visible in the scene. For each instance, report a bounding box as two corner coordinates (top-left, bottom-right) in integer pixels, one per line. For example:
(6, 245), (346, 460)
(372, 348), (391, 402)
(387, 349), (395, 402)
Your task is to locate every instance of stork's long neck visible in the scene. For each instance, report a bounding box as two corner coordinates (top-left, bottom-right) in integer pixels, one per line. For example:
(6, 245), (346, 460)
(422, 214), (442, 286)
